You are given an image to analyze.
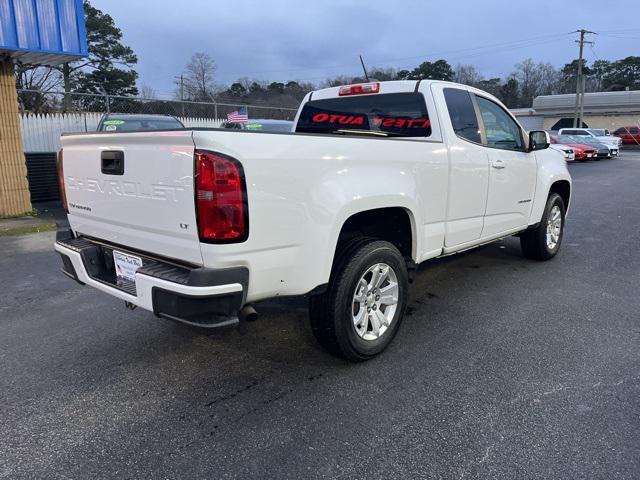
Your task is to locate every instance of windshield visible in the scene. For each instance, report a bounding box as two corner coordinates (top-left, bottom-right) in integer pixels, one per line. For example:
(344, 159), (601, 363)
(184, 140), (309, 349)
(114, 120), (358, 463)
(245, 122), (293, 133)
(561, 129), (589, 136)
(296, 92), (431, 137)
(99, 117), (184, 132)
(558, 135), (594, 145)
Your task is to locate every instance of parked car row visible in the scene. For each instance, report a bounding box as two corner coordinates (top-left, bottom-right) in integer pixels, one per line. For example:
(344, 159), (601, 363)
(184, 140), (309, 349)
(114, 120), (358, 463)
(95, 113), (295, 134)
(547, 127), (629, 163)
(551, 134), (619, 161)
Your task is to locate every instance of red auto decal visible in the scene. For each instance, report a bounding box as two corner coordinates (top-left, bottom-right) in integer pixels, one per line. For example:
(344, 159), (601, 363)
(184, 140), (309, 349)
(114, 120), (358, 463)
(312, 113), (365, 126)
(311, 112), (430, 129)
(373, 117), (430, 129)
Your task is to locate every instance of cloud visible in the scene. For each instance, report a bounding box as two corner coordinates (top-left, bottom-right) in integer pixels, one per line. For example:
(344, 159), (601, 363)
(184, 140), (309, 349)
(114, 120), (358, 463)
(91, 0), (638, 96)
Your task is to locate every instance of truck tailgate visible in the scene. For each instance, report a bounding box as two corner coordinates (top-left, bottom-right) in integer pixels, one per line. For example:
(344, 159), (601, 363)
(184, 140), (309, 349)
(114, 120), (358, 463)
(61, 131), (202, 265)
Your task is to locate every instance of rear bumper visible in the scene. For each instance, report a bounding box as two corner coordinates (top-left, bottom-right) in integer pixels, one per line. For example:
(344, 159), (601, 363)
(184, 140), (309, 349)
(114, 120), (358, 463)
(54, 231), (248, 328)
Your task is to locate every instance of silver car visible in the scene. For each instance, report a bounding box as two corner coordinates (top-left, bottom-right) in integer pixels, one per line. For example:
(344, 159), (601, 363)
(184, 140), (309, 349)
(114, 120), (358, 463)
(550, 144), (575, 162)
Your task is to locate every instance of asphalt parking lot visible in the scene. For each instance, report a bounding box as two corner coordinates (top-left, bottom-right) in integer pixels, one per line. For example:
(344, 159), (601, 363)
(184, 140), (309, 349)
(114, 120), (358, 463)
(2, 152), (639, 479)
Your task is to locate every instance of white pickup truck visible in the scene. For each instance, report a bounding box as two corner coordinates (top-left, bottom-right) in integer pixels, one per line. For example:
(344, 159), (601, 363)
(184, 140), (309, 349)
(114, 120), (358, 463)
(55, 80), (571, 360)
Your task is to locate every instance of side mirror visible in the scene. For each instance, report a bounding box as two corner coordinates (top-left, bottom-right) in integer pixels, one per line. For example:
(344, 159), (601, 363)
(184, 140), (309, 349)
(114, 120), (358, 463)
(529, 130), (550, 151)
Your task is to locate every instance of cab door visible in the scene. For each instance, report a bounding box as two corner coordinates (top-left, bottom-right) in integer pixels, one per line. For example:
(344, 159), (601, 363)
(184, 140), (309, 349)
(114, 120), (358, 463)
(473, 95), (537, 237)
(436, 86), (490, 247)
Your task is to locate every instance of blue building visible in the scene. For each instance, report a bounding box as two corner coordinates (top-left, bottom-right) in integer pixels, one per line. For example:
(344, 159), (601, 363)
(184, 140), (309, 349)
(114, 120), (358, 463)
(0, 0), (87, 65)
(0, 0), (87, 216)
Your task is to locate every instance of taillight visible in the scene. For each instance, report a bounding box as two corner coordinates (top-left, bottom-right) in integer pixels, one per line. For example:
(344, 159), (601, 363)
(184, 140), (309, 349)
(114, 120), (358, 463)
(338, 82), (380, 96)
(56, 149), (68, 213)
(194, 150), (248, 243)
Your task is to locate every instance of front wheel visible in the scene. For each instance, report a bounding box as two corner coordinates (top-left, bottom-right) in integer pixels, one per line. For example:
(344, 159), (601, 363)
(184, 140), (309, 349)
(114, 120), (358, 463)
(309, 240), (409, 361)
(520, 193), (566, 261)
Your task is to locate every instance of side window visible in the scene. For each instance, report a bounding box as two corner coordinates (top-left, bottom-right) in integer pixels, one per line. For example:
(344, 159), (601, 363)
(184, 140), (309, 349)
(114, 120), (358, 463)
(630, 127), (639, 134)
(443, 88), (481, 143)
(475, 96), (523, 150)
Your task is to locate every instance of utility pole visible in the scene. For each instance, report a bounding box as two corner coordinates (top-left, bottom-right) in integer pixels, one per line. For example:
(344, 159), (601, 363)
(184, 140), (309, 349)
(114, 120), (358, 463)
(578, 75), (587, 128)
(572, 29), (596, 127)
(177, 74), (185, 117)
(98, 84), (110, 114)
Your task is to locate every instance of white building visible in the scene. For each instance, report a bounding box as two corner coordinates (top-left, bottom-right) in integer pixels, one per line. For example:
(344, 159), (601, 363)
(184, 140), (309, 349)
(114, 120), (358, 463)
(511, 90), (640, 132)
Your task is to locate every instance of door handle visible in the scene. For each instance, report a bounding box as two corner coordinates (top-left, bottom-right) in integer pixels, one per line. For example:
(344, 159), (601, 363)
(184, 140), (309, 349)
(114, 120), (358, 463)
(491, 159), (506, 169)
(101, 150), (124, 175)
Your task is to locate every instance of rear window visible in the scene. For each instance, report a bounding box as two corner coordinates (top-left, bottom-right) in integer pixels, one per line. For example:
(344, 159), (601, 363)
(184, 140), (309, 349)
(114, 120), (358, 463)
(443, 88), (481, 143)
(99, 118), (183, 132)
(295, 92), (431, 137)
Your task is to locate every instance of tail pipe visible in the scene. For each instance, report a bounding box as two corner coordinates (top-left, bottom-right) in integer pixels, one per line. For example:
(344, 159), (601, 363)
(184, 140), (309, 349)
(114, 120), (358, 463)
(238, 304), (258, 322)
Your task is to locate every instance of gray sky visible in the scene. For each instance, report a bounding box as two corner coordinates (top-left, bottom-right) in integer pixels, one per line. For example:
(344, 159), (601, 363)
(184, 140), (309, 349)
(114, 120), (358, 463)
(92, 0), (640, 97)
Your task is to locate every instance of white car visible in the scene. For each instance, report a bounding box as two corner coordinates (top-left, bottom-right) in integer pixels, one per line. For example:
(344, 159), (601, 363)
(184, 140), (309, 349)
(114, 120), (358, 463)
(558, 128), (622, 152)
(55, 80), (571, 360)
(550, 143), (575, 161)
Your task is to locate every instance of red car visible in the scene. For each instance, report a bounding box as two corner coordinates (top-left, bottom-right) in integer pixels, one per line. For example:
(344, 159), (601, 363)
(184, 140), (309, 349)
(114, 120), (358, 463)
(613, 126), (640, 145)
(567, 144), (597, 161)
(551, 137), (596, 162)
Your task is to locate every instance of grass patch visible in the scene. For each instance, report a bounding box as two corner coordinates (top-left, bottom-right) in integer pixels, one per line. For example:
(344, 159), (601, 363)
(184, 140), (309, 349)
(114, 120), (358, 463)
(0, 223), (57, 237)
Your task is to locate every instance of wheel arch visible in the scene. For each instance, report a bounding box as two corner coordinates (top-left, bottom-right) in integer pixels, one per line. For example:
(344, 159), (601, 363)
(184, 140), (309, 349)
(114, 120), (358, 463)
(336, 206), (416, 256)
(549, 180), (571, 211)
(324, 206), (418, 285)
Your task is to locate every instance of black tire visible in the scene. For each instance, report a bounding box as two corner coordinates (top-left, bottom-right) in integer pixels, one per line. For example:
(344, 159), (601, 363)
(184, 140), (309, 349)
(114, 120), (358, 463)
(520, 193), (566, 261)
(309, 239), (409, 361)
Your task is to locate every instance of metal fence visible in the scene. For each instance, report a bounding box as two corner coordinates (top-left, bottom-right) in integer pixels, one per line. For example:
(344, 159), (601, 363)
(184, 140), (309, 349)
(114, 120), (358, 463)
(20, 112), (227, 152)
(17, 89), (298, 119)
(17, 89), (299, 153)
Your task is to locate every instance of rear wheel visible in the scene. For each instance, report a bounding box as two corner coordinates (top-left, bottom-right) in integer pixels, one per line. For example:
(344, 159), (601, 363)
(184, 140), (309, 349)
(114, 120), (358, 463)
(309, 240), (408, 361)
(520, 193), (566, 261)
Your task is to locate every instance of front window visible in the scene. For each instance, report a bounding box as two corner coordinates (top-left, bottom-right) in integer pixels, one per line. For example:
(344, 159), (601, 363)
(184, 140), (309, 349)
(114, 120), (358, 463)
(296, 92), (431, 138)
(475, 96), (523, 150)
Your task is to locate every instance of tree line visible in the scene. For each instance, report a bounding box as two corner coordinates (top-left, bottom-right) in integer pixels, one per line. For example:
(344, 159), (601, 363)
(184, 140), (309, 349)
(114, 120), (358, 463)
(14, 1), (640, 116)
(211, 56), (640, 110)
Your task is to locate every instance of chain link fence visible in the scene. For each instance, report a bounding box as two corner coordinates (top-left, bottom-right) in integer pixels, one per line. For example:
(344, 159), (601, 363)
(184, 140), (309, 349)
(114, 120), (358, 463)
(17, 89), (299, 120)
(17, 90), (300, 153)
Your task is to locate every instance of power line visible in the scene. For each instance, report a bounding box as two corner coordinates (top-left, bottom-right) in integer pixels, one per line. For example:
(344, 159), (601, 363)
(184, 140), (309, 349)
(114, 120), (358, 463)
(212, 32), (572, 79)
(206, 36), (571, 85)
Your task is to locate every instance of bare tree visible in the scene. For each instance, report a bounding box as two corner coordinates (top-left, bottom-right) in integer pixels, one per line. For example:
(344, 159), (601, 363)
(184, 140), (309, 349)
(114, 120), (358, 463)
(15, 64), (63, 113)
(139, 84), (157, 99)
(183, 52), (217, 101)
(512, 59), (560, 107)
(454, 64), (483, 87)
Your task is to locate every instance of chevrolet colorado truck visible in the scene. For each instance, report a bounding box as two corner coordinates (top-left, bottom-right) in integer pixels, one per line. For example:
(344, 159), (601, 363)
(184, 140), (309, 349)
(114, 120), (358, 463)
(55, 80), (571, 361)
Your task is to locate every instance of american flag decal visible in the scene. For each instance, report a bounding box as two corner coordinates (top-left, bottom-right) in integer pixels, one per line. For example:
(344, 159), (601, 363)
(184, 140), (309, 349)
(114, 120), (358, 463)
(227, 106), (248, 123)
